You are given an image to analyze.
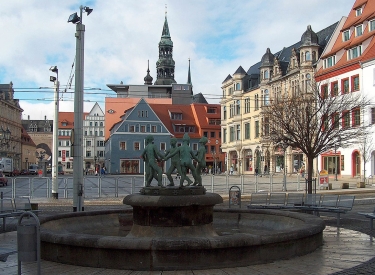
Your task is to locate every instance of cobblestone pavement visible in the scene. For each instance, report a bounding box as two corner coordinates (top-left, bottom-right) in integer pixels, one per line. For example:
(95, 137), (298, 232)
(3, 193), (375, 274)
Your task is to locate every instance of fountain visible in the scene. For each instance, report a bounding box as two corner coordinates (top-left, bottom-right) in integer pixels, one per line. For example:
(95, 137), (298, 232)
(39, 135), (325, 270)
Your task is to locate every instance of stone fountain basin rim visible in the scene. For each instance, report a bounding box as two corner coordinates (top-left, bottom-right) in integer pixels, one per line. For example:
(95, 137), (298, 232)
(40, 208), (325, 250)
(123, 192), (223, 207)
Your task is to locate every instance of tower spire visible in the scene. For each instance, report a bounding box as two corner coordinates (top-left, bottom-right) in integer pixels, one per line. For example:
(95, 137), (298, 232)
(144, 60), (153, 85)
(187, 58), (192, 85)
(155, 9), (176, 85)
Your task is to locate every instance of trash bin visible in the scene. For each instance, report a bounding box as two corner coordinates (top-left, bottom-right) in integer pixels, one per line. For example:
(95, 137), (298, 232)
(17, 224), (37, 262)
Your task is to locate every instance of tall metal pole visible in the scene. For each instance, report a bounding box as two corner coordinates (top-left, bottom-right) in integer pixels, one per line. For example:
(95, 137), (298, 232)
(73, 6), (85, 212)
(334, 143), (338, 181)
(283, 144), (287, 191)
(52, 75), (59, 199)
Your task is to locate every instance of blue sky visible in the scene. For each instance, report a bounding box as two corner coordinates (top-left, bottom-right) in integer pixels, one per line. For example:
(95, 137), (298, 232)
(0, 0), (355, 120)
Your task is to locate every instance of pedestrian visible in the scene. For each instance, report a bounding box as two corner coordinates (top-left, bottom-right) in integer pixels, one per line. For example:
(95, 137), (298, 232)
(264, 165), (268, 175)
(230, 165), (234, 175)
(255, 167), (259, 176)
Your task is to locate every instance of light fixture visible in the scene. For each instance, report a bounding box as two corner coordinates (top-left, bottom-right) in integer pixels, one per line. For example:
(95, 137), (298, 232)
(50, 76), (56, 82)
(68, 12), (80, 24)
(84, 6), (93, 15)
(50, 66), (58, 73)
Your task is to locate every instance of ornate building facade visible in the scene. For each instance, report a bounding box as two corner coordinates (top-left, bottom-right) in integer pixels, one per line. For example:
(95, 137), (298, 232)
(0, 82), (23, 170)
(221, 23), (337, 175)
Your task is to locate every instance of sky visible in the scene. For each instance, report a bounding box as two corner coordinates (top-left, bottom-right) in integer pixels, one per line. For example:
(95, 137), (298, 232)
(0, 0), (355, 120)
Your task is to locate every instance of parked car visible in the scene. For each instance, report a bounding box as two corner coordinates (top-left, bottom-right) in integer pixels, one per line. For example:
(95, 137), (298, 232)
(20, 169), (29, 175)
(0, 172), (8, 186)
(12, 169), (20, 176)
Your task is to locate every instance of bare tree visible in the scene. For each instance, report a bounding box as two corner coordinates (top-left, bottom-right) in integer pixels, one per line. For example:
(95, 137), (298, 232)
(262, 82), (370, 194)
(358, 134), (374, 182)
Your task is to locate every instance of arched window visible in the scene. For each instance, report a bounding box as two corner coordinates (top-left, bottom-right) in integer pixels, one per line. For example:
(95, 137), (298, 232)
(264, 90), (270, 105)
(305, 51), (311, 61)
(236, 83), (241, 90)
(95, 122), (98, 126)
(264, 70), (269, 79)
(100, 122), (103, 126)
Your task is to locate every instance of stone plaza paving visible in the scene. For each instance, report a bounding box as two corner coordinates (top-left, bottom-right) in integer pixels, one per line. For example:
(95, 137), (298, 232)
(2, 175), (375, 274)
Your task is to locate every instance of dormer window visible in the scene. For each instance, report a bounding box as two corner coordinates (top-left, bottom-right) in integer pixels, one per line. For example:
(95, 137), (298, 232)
(370, 19), (375, 32)
(62, 122), (68, 126)
(348, 45), (362, 60)
(355, 24), (363, 36)
(207, 107), (217, 114)
(324, 55), (336, 69)
(235, 83), (241, 90)
(170, 112), (182, 120)
(356, 7), (363, 16)
(342, 30), (350, 41)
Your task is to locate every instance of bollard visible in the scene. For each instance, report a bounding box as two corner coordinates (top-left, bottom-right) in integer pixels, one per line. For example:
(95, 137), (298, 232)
(229, 186), (241, 208)
(17, 211), (40, 275)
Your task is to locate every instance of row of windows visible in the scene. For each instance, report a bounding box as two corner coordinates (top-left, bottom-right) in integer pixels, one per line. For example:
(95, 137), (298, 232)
(84, 130), (104, 136)
(342, 19), (375, 43)
(85, 150), (105, 157)
(58, 130), (71, 136)
(203, 131), (221, 139)
(323, 109), (361, 130)
(127, 124), (159, 133)
(118, 141), (200, 152)
(321, 75), (360, 97)
(85, 140), (105, 147)
(88, 121), (104, 127)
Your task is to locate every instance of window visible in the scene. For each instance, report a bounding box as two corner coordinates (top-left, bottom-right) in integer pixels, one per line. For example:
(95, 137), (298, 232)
(372, 108), (375, 124)
(322, 115), (329, 131)
(210, 145), (215, 153)
(342, 78), (349, 94)
(203, 131), (208, 137)
(67, 162), (71, 169)
(263, 90), (270, 105)
(235, 83), (241, 90)
(236, 100), (240, 115)
(244, 122), (250, 139)
(223, 106), (227, 120)
(236, 125), (240, 140)
(355, 25), (363, 36)
(95, 122), (98, 126)
(89, 131), (93, 136)
(152, 125), (157, 133)
(229, 87), (233, 95)
(264, 70), (269, 79)
(324, 56), (336, 68)
(370, 19), (375, 32)
(62, 122), (68, 126)
(223, 128), (227, 143)
(138, 110), (148, 117)
(192, 143), (198, 151)
(207, 107), (217, 114)
(263, 117), (269, 136)
(255, 121), (260, 138)
(348, 45), (362, 60)
(84, 131), (87, 136)
(97, 140), (104, 147)
(66, 151), (70, 157)
(244, 98), (250, 113)
(321, 84), (328, 99)
(331, 81), (338, 97)
(305, 74), (311, 92)
(305, 51), (311, 61)
(352, 108), (361, 126)
(66, 141), (70, 146)
(210, 132), (215, 138)
(130, 125), (135, 132)
(255, 94), (259, 110)
(342, 30), (350, 41)
(89, 122), (92, 126)
(100, 122), (103, 126)
(120, 141), (126, 150)
(342, 111), (350, 128)
(100, 131), (103, 136)
(58, 141), (62, 146)
(58, 151), (61, 157)
(160, 142), (166, 151)
(134, 142), (140, 151)
(208, 119), (221, 125)
(86, 151), (92, 157)
(141, 125), (146, 132)
(229, 126), (234, 142)
(229, 103), (234, 117)
(170, 112), (182, 119)
(86, 140), (91, 147)
(95, 131), (98, 136)
(332, 113), (339, 129)
(352, 75), (360, 91)
(356, 7), (362, 16)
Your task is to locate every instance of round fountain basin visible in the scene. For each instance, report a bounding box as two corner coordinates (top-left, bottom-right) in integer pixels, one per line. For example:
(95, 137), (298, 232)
(40, 208), (325, 270)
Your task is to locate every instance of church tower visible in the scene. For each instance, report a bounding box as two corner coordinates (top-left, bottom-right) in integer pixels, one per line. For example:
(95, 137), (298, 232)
(154, 10), (176, 85)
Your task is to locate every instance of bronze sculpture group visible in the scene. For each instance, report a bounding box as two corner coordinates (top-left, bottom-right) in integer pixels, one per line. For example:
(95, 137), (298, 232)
(141, 133), (208, 187)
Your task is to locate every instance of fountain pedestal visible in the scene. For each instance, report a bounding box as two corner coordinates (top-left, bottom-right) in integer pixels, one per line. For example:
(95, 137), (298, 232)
(123, 187), (223, 238)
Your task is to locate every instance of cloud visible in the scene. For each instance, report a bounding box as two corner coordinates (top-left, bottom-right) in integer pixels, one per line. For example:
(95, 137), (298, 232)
(0, 0), (355, 115)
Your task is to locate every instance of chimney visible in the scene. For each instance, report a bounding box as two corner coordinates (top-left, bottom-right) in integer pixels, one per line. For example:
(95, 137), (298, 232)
(28, 115), (30, 120)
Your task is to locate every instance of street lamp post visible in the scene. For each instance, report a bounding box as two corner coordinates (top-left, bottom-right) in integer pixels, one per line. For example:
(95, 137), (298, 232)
(68, 5), (93, 212)
(50, 66), (59, 199)
(94, 156), (97, 175)
(282, 143), (288, 191)
(25, 157), (28, 170)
